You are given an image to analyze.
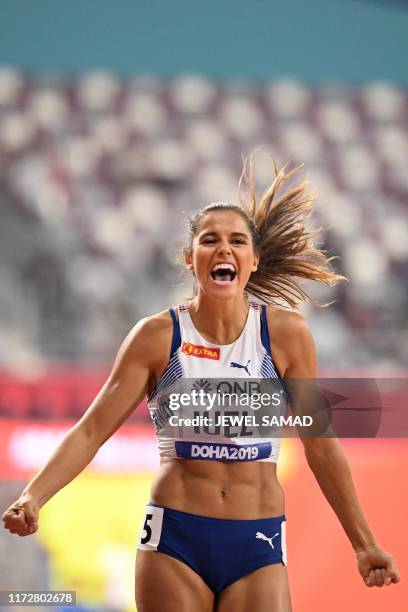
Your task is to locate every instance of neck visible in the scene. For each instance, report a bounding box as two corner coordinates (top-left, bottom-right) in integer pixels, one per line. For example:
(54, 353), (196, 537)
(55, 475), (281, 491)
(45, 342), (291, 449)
(188, 293), (249, 345)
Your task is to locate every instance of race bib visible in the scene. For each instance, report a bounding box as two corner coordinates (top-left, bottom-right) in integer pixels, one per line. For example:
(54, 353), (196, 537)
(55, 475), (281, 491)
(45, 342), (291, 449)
(281, 520), (287, 565)
(137, 505), (164, 551)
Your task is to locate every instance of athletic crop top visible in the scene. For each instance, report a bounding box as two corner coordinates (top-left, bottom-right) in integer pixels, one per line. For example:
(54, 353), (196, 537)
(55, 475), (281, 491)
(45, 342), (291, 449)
(147, 301), (285, 463)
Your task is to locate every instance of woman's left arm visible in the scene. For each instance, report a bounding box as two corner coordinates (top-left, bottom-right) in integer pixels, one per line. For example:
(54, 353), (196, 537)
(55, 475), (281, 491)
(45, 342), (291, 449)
(281, 311), (400, 588)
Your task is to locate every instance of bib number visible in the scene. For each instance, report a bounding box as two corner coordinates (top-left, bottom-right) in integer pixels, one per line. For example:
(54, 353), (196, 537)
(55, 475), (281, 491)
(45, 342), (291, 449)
(138, 505), (164, 551)
(141, 513), (153, 544)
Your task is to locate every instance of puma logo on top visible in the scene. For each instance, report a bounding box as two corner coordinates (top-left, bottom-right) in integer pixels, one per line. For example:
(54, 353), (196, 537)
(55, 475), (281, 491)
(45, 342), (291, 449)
(230, 359), (251, 376)
(256, 531), (279, 549)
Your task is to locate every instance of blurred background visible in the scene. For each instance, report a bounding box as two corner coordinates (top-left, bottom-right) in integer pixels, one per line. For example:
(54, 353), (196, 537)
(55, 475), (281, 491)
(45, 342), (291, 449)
(0, 0), (407, 610)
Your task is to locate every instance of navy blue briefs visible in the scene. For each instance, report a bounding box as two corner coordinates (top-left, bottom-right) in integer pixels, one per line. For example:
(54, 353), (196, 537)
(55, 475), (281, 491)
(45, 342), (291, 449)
(137, 503), (287, 594)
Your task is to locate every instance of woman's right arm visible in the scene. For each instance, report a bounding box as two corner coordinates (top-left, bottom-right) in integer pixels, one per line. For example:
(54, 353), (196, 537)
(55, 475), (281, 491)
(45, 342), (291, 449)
(1, 315), (164, 537)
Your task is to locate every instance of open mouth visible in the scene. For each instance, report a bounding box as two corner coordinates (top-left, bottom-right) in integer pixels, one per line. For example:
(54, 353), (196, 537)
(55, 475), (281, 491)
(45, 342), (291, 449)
(210, 263), (237, 284)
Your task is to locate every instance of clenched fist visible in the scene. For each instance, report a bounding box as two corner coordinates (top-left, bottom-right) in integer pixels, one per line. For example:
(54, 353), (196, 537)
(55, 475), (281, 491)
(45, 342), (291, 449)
(356, 546), (400, 587)
(2, 493), (39, 537)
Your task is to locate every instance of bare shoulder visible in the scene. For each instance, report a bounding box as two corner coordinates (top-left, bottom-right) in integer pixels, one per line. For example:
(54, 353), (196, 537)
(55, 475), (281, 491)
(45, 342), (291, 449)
(265, 305), (317, 377)
(138, 309), (174, 337)
(119, 309), (173, 368)
(266, 305), (312, 341)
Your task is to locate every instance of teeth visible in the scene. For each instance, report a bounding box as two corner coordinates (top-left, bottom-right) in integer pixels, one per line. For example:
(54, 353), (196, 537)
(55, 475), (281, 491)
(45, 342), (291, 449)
(210, 262), (237, 283)
(211, 263), (235, 272)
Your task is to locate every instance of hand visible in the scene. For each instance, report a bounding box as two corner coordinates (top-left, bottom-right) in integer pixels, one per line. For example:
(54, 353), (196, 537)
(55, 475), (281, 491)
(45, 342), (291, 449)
(2, 493), (39, 537)
(356, 546), (400, 587)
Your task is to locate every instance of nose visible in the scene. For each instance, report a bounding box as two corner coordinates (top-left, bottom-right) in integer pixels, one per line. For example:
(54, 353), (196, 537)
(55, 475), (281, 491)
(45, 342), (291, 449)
(217, 244), (232, 255)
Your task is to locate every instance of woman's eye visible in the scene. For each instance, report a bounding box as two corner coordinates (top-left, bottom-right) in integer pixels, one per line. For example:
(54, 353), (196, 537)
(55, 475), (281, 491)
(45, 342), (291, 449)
(200, 237), (246, 245)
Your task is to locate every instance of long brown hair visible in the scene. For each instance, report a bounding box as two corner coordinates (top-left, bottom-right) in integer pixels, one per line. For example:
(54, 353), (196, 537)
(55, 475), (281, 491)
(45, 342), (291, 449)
(186, 156), (346, 308)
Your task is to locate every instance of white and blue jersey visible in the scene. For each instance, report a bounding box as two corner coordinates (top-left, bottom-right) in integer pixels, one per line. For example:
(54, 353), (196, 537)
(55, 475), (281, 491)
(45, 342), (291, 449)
(147, 301), (284, 463)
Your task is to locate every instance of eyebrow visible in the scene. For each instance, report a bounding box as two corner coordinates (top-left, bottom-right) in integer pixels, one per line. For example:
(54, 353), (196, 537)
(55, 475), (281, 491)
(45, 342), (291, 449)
(200, 231), (249, 238)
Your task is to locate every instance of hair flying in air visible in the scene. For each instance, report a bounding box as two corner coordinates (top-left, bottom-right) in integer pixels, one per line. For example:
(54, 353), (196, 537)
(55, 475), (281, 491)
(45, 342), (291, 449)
(185, 155), (346, 308)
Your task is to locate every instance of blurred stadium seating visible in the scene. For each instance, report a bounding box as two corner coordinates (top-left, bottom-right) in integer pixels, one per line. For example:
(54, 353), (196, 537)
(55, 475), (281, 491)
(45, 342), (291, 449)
(0, 67), (407, 413)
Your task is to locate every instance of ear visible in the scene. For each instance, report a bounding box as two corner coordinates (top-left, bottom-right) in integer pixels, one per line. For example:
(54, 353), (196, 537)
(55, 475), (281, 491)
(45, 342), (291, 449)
(184, 249), (194, 271)
(252, 252), (259, 272)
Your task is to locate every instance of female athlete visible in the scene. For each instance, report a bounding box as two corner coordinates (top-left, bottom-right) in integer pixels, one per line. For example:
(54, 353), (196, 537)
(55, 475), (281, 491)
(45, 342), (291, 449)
(2, 161), (400, 611)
